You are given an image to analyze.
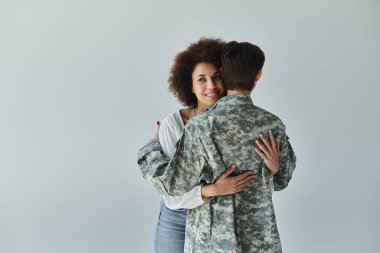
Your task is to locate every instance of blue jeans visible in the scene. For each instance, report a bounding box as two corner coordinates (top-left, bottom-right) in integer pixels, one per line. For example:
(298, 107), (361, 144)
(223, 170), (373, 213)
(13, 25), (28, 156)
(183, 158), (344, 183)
(154, 201), (187, 253)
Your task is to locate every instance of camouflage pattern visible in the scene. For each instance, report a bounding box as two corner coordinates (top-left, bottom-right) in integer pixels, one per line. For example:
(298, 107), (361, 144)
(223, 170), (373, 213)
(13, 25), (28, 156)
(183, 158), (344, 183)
(138, 94), (296, 253)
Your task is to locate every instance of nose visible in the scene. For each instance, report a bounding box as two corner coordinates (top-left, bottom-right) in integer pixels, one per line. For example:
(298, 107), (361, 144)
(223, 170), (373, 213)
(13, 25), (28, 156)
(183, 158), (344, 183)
(206, 79), (217, 89)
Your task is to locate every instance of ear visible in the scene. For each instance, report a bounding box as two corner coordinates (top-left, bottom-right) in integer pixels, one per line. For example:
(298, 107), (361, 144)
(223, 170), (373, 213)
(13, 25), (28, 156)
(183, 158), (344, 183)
(255, 69), (263, 82)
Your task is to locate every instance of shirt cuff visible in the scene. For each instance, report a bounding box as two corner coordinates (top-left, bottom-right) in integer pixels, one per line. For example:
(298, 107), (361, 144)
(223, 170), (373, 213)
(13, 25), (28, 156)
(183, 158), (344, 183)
(194, 185), (208, 205)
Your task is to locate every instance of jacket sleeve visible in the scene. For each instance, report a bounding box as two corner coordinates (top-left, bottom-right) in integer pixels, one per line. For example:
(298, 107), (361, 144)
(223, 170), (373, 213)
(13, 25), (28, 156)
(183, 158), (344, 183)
(137, 126), (206, 196)
(273, 133), (296, 191)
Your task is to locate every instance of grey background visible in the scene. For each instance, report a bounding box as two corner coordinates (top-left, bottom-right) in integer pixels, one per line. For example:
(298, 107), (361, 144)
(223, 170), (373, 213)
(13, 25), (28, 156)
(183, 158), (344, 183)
(1, 0), (379, 252)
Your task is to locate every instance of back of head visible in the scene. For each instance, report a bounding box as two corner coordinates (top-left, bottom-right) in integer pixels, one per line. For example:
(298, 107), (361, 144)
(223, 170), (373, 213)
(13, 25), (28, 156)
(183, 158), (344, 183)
(221, 41), (265, 91)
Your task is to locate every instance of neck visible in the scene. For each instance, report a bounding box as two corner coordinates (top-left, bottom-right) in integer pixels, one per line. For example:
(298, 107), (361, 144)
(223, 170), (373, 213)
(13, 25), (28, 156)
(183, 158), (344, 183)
(227, 89), (251, 95)
(193, 104), (208, 115)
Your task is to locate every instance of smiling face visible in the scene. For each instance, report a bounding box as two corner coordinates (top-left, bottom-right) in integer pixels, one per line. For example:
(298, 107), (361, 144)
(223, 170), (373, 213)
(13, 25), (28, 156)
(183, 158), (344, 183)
(191, 62), (225, 111)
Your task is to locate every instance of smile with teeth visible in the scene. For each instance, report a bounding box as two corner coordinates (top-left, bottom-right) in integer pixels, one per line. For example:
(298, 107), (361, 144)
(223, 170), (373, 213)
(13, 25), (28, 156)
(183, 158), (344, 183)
(205, 93), (218, 97)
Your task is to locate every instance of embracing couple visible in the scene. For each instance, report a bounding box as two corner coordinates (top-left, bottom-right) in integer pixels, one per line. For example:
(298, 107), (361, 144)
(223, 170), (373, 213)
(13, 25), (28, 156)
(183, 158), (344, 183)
(138, 38), (296, 253)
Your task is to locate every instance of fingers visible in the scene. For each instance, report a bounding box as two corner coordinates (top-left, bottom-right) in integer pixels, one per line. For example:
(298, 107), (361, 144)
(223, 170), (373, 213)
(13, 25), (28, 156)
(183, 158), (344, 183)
(220, 164), (236, 179)
(156, 121), (160, 126)
(255, 139), (269, 157)
(235, 176), (255, 192)
(269, 130), (277, 150)
(259, 133), (271, 151)
(255, 146), (267, 160)
(229, 170), (253, 182)
(224, 170), (256, 194)
(236, 174), (255, 187)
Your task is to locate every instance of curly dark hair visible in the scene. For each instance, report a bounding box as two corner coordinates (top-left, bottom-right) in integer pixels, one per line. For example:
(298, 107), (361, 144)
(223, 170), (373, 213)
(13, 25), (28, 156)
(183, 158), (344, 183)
(168, 37), (226, 107)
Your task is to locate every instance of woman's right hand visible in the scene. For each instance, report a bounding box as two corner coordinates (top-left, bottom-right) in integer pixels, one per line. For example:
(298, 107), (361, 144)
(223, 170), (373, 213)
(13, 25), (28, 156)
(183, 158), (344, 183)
(153, 121), (160, 139)
(201, 164), (255, 199)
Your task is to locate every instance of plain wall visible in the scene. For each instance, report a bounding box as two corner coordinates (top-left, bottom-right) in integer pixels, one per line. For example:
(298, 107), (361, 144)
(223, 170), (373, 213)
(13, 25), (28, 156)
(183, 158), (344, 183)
(1, 0), (379, 252)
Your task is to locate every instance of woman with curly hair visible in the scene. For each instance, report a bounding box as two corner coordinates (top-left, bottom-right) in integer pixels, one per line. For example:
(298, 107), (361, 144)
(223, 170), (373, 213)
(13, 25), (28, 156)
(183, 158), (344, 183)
(141, 38), (279, 253)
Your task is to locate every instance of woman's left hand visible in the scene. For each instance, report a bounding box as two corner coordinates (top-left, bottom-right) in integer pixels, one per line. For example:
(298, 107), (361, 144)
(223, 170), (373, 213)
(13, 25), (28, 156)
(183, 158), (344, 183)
(255, 130), (280, 178)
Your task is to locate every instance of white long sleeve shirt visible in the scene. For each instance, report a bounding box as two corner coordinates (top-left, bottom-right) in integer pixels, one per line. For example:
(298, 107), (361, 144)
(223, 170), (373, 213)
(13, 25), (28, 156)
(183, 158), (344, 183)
(159, 111), (205, 210)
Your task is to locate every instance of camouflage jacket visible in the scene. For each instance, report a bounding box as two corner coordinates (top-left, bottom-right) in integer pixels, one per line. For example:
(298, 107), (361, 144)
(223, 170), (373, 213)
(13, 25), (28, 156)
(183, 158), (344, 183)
(138, 94), (296, 253)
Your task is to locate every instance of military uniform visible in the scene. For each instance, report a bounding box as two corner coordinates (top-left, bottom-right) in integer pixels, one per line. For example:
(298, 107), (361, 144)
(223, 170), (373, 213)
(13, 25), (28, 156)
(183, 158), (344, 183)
(138, 94), (296, 253)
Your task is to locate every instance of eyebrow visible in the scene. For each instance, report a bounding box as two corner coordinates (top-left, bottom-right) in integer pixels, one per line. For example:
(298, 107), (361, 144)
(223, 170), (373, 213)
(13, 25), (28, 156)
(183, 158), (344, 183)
(196, 71), (220, 77)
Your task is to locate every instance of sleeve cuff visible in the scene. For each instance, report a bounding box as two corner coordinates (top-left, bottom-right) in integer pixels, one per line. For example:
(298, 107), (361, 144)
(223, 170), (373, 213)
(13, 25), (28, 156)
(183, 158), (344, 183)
(195, 184), (209, 203)
(137, 139), (162, 160)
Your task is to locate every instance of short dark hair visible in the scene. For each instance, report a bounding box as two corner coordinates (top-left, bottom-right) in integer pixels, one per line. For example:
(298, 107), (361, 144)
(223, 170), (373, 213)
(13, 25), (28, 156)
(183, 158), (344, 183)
(221, 41), (265, 91)
(168, 37), (226, 107)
